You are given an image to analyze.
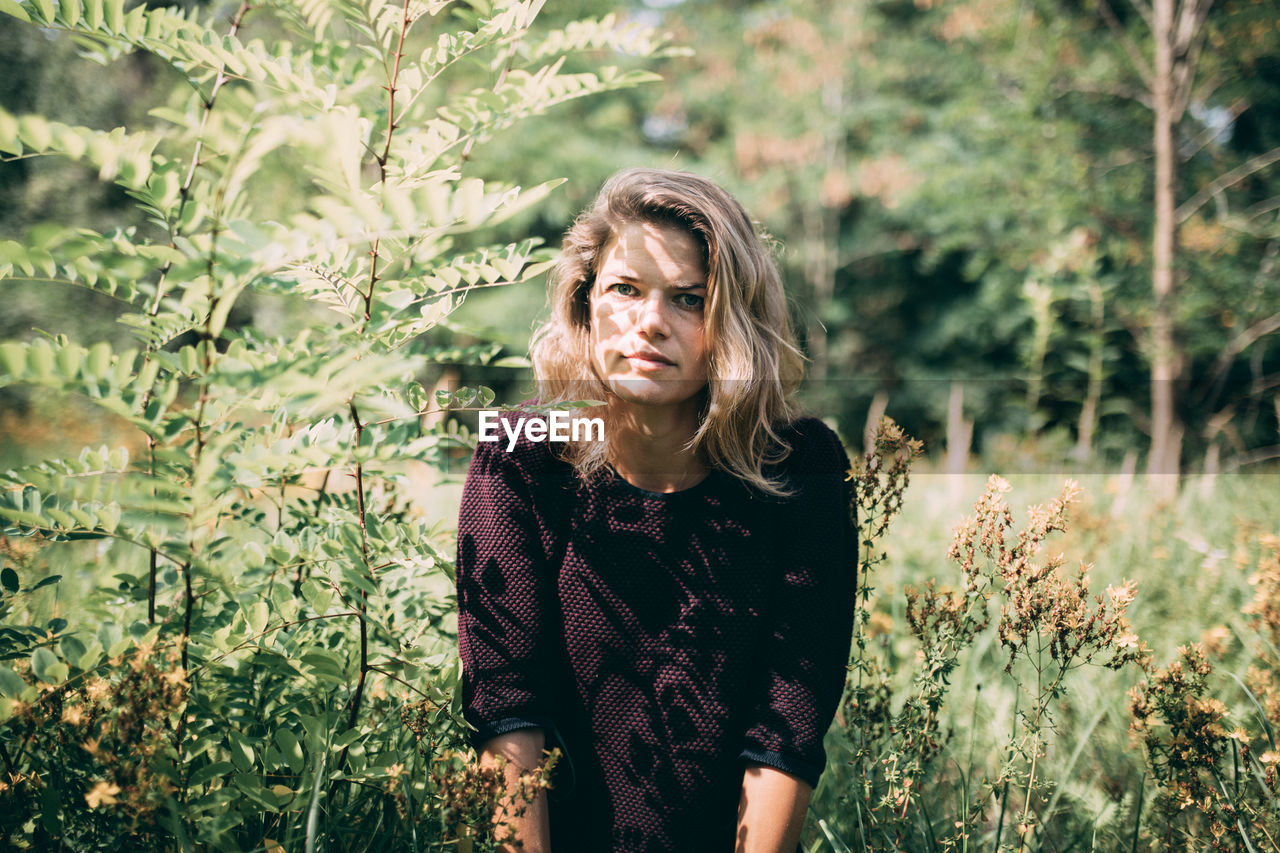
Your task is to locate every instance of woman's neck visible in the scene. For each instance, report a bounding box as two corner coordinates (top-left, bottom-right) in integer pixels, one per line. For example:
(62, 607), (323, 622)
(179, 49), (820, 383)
(606, 401), (707, 493)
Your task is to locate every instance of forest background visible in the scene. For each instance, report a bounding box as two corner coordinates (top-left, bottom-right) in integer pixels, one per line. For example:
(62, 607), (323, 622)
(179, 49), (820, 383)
(1, 0), (1279, 850)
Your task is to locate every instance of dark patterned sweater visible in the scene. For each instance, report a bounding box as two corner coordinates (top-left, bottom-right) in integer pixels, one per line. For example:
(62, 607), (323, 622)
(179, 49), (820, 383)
(456, 414), (857, 852)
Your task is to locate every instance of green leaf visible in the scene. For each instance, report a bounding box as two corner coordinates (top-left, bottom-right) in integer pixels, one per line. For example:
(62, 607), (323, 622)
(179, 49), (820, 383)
(227, 729), (255, 772)
(59, 635), (86, 664)
(0, 0), (31, 22)
(31, 647), (68, 684)
(104, 0), (123, 32)
(244, 600), (269, 635)
(189, 761), (235, 788)
(301, 650), (345, 683)
(0, 342), (26, 378)
(275, 729), (305, 774)
(0, 667), (28, 697)
(300, 578), (333, 614)
(27, 342), (54, 379)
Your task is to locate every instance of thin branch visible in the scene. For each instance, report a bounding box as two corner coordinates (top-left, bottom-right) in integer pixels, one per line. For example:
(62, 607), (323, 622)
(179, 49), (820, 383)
(149, 0), (253, 318)
(1179, 98), (1248, 163)
(1170, 0), (1215, 120)
(1189, 70), (1225, 108)
(1253, 239), (1279, 292)
(1204, 312), (1280, 391)
(335, 399), (372, 784)
(1126, 0), (1155, 28)
(1201, 312), (1280, 413)
(1177, 147), (1280, 222)
(1097, 0), (1154, 89)
(1172, 0), (1213, 56)
(1222, 445), (1280, 473)
(368, 664), (430, 699)
(1054, 78), (1153, 110)
(0, 276), (141, 304)
(1243, 197), (1280, 221)
(361, 0), (414, 330)
(191, 611), (362, 674)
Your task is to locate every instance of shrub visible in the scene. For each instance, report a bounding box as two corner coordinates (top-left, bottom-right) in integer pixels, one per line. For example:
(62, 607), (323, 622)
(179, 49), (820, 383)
(0, 0), (668, 848)
(825, 421), (1150, 852)
(1129, 532), (1280, 851)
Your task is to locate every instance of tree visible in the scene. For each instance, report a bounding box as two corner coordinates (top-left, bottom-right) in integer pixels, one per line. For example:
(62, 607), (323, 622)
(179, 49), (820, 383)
(649, 0), (1280, 477)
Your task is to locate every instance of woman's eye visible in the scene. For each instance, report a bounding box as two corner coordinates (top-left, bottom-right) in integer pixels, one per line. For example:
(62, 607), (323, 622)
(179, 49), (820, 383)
(675, 293), (704, 310)
(609, 282), (638, 297)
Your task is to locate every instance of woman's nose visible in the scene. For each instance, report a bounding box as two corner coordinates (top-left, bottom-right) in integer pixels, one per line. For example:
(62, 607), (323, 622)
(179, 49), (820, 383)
(635, 294), (670, 337)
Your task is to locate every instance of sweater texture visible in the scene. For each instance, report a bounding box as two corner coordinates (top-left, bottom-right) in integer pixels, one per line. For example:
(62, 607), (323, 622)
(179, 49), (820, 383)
(456, 414), (857, 852)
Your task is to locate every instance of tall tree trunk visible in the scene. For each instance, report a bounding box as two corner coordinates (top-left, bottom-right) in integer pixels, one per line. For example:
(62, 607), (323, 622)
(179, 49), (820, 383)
(1148, 0), (1182, 494)
(802, 75), (846, 383)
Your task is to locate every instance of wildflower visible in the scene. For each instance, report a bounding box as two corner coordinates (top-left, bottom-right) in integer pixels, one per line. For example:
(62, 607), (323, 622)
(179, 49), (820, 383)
(868, 611), (893, 638)
(1116, 633), (1140, 650)
(85, 780), (121, 808)
(84, 677), (109, 703)
(1106, 584), (1136, 606)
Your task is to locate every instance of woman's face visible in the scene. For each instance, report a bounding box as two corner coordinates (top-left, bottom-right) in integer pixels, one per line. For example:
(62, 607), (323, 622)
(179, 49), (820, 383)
(589, 220), (709, 416)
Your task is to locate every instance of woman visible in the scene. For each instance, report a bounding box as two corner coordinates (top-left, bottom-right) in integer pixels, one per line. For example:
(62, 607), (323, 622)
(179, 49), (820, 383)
(456, 168), (856, 852)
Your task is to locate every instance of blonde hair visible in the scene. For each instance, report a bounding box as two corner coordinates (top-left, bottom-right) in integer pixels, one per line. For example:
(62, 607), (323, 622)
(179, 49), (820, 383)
(530, 168), (805, 495)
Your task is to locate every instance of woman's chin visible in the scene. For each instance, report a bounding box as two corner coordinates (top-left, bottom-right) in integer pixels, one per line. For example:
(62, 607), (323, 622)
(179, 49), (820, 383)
(607, 377), (706, 409)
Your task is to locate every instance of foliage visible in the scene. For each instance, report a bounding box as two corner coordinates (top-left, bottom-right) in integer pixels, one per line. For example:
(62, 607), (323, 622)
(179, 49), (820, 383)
(572, 0), (1280, 472)
(0, 0), (669, 847)
(830, 422), (1152, 850)
(1129, 533), (1280, 851)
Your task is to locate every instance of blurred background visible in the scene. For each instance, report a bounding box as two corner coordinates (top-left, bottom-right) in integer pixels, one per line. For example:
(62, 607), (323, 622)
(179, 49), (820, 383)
(3, 0), (1279, 480)
(4, 5), (1280, 848)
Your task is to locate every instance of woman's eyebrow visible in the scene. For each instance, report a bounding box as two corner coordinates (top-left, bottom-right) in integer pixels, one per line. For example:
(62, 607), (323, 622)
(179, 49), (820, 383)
(601, 273), (707, 289)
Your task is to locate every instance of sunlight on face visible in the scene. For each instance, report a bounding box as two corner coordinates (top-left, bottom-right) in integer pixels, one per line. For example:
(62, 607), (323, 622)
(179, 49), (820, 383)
(589, 221), (709, 417)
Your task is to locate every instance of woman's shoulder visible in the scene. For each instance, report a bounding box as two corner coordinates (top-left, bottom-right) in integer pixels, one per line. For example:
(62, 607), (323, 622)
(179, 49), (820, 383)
(775, 416), (851, 470)
(468, 405), (578, 483)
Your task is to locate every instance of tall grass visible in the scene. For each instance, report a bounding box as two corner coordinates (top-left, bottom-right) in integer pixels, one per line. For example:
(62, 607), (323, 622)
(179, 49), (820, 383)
(814, 428), (1280, 852)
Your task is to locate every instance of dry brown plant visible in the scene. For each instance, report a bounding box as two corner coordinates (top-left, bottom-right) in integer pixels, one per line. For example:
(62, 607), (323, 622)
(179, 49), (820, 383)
(840, 456), (1150, 851)
(2, 641), (188, 837)
(1130, 531), (1280, 851)
(402, 698), (557, 852)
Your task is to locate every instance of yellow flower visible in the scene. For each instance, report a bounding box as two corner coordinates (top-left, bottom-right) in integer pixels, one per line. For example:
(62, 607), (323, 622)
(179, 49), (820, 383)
(85, 781), (121, 808)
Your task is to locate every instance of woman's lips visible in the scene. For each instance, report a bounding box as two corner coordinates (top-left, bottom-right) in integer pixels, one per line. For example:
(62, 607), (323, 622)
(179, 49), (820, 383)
(626, 353), (675, 371)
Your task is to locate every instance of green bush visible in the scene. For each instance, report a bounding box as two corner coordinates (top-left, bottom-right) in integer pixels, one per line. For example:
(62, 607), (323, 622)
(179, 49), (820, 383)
(0, 0), (667, 848)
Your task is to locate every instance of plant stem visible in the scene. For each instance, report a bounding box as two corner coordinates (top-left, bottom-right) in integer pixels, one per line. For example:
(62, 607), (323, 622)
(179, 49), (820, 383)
(336, 400), (371, 780)
(362, 0), (415, 328)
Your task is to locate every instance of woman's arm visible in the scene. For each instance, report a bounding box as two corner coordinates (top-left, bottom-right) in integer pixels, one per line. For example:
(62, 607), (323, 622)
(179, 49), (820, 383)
(480, 729), (551, 853)
(735, 765), (811, 853)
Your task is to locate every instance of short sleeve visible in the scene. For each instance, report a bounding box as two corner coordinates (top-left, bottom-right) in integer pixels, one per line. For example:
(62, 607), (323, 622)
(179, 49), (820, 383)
(455, 429), (561, 749)
(739, 419), (857, 788)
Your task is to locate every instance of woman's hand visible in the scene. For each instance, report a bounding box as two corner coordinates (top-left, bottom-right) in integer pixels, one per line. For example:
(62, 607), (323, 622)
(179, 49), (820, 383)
(480, 729), (551, 853)
(735, 764), (811, 853)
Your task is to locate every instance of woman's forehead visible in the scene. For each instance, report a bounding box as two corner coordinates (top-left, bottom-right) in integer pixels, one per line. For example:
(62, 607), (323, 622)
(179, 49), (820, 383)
(598, 221), (707, 282)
